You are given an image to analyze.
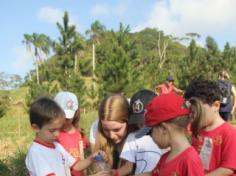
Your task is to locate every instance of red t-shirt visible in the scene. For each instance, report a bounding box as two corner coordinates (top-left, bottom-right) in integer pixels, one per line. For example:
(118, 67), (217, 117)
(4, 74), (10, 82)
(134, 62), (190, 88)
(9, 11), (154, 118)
(57, 129), (87, 176)
(152, 146), (204, 176)
(192, 122), (236, 175)
(158, 84), (176, 94)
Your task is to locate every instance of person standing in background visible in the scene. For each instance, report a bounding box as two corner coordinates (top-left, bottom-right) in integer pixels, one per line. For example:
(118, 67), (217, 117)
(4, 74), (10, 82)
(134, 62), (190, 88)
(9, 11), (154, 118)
(155, 75), (183, 96)
(217, 70), (236, 121)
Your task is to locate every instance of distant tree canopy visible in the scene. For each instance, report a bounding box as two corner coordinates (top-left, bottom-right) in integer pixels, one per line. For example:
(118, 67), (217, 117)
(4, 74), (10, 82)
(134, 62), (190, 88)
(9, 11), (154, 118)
(21, 11), (236, 108)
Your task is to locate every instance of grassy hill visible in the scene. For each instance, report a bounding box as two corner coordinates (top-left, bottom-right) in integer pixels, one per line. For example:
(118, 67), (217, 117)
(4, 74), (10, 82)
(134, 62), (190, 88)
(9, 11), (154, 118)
(0, 86), (97, 175)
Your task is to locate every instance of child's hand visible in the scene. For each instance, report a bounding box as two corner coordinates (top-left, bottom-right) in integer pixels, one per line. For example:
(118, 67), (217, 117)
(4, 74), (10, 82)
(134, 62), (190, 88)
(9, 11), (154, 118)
(92, 150), (108, 162)
(89, 170), (112, 176)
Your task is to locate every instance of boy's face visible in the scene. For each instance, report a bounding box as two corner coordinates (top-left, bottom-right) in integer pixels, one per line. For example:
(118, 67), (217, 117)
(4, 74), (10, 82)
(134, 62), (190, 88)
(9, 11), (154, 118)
(201, 103), (219, 128)
(191, 101), (219, 129)
(33, 117), (65, 144)
(151, 126), (170, 149)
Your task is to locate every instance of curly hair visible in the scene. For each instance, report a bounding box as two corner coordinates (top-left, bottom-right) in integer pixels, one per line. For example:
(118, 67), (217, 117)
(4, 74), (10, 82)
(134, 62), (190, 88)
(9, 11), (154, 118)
(184, 79), (221, 137)
(184, 79), (221, 105)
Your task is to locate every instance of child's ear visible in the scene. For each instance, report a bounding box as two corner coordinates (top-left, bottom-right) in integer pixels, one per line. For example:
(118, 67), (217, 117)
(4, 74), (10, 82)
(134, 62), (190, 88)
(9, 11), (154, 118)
(212, 100), (221, 109)
(31, 124), (40, 132)
(160, 123), (169, 134)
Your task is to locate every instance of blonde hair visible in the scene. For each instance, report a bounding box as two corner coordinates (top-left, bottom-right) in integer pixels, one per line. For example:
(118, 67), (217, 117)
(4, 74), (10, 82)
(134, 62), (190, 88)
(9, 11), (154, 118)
(219, 70), (230, 79)
(95, 94), (129, 167)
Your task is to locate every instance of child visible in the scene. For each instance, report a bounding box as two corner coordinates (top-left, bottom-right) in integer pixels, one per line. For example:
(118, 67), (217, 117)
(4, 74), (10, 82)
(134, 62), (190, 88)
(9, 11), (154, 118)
(184, 79), (236, 175)
(117, 89), (161, 175)
(25, 96), (108, 176)
(136, 93), (204, 176)
(54, 91), (87, 176)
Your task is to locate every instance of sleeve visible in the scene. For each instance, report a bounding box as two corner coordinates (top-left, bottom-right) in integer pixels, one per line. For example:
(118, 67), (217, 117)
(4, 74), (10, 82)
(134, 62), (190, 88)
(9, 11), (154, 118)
(56, 142), (76, 167)
(89, 119), (98, 144)
(25, 149), (55, 176)
(120, 133), (136, 163)
(220, 127), (236, 170)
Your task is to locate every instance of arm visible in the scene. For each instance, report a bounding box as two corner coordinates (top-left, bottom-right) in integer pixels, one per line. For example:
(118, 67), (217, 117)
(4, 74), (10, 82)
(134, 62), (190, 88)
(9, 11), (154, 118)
(155, 85), (161, 95)
(173, 87), (184, 96)
(206, 167), (234, 176)
(116, 160), (134, 176)
(73, 155), (94, 171)
(73, 151), (108, 172)
(231, 85), (236, 115)
(136, 172), (152, 176)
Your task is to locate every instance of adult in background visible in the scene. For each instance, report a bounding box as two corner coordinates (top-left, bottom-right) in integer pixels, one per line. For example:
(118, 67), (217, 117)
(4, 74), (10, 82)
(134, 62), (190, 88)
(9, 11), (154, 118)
(155, 75), (183, 95)
(217, 70), (236, 121)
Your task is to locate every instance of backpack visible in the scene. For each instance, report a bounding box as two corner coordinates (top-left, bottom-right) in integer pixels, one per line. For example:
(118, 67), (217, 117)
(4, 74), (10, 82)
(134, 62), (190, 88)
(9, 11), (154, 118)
(217, 80), (231, 105)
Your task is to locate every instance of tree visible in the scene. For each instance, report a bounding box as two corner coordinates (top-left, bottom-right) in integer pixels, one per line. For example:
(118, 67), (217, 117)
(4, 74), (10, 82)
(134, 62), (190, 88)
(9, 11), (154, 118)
(86, 20), (106, 89)
(22, 33), (51, 84)
(53, 11), (84, 75)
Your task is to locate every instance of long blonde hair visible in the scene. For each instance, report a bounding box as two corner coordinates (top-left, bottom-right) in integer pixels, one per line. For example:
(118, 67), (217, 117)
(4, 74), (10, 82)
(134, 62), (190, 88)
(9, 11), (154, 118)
(95, 94), (129, 167)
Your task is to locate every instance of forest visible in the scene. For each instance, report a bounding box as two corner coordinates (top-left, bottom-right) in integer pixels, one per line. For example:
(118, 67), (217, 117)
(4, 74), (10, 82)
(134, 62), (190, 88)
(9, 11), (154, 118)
(1, 11), (236, 113)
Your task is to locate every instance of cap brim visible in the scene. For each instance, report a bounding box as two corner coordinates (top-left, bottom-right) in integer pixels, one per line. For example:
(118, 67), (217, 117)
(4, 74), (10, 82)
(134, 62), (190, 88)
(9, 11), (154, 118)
(128, 114), (144, 124)
(135, 126), (152, 138)
(64, 110), (75, 119)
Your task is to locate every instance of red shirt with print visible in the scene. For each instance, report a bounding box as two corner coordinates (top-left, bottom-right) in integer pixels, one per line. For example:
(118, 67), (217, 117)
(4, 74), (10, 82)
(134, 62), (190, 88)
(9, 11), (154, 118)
(192, 122), (236, 175)
(152, 146), (204, 176)
(58, 129), (87, 176)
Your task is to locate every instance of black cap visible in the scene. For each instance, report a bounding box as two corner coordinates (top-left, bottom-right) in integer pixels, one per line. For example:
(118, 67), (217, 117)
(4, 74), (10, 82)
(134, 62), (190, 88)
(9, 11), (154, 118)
(129, 89), (156, 124)
(166, 75), (174, 81)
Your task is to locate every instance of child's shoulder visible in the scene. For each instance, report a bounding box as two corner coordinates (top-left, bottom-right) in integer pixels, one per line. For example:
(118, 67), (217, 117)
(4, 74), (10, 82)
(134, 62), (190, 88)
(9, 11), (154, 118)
(216, 122), (236, 135)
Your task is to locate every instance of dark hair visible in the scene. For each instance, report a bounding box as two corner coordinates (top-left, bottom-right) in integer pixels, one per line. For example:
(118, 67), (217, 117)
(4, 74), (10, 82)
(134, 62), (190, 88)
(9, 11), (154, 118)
(29, 97), (65, 128)
(184, 79), (221, 105)
(184, 79), (221, 137)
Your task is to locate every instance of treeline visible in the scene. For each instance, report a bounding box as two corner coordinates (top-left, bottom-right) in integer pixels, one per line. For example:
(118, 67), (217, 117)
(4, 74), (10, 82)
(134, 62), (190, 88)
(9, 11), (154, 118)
(20, 11), (236, 110)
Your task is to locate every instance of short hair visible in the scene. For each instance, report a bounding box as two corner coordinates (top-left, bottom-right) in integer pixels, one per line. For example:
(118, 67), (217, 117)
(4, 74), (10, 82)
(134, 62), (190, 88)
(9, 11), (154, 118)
(184, 79), (221, 105)
(29, 97), (65, 128)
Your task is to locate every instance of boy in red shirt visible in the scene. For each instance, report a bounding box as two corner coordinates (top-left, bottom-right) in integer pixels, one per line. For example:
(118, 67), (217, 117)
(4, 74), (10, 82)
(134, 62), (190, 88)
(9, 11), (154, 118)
(136, 93), (204, 176)
(184, 79), (236, 176)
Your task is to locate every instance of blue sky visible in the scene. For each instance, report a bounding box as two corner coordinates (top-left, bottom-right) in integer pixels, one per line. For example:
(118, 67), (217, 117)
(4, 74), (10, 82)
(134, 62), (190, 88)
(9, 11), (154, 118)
(1, 0), (236, 78)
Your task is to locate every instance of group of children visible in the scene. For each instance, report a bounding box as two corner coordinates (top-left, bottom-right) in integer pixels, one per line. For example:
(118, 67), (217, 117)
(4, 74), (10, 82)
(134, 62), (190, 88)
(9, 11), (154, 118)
(25, 79), (236, 176)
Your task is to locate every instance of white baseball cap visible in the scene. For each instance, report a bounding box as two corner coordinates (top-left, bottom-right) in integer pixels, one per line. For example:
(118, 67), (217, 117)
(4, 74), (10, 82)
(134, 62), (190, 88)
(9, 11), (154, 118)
(54, 91), (79, 119)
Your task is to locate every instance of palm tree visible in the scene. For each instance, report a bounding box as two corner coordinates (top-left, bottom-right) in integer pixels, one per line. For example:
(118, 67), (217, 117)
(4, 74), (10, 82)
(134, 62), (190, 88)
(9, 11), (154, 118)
(23, 33), (51, 84)
(53, 11), (84, 74)
(86, 20), (106, 89)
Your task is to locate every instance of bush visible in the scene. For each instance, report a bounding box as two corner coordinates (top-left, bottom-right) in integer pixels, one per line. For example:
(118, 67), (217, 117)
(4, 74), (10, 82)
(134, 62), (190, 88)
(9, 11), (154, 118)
(0, 91), (10, 118)
(0, 151), (27, 176)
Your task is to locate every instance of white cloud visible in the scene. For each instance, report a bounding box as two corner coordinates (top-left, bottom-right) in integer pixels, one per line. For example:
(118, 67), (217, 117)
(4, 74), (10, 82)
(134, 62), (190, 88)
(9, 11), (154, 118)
(91, 4), (110, 16)
(37, 6), (79, 28)
(38, 6), (64, 24)
(91, 3), (127, 17)
(12, 46), (34, 74)
(134, 0), (236, 46)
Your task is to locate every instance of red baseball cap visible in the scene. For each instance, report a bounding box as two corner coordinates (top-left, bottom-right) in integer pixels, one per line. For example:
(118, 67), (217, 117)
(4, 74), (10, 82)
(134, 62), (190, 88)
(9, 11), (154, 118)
(136, 93), (190, 138)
